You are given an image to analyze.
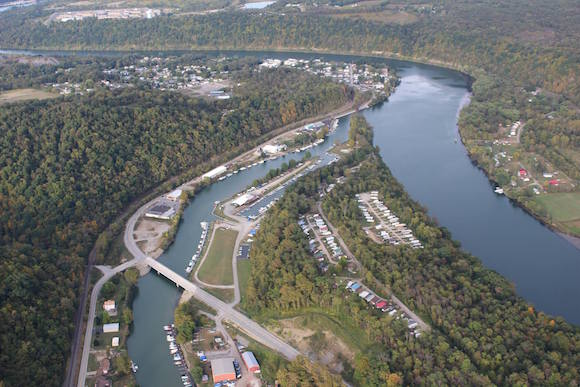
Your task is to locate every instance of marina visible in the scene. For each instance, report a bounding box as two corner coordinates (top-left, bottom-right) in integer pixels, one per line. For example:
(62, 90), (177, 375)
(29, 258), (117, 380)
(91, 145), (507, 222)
(185, 221), (208, 274)
(122, 53), (580, 387)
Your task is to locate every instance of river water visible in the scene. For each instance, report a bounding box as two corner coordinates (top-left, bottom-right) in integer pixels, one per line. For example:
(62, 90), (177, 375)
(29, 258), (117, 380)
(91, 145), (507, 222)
(127, 58), (579, 386)
(1, 48), (577, 384)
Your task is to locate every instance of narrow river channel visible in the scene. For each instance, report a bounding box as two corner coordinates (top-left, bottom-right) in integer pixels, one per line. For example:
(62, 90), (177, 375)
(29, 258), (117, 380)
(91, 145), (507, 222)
(2, 48), (577, 384)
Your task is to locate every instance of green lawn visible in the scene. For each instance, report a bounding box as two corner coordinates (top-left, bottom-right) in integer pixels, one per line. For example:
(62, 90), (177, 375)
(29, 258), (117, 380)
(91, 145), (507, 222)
(198, 228), (237, 285)
(535, 192), (580, 222)
(237, 259), (252, 304)
(206, 287), (234, 303)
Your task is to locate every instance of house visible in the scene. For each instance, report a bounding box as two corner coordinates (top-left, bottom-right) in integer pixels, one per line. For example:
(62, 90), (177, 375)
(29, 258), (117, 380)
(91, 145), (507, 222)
(103, 300), (116, 312)
(519, 168), (528, 178)
(111, 337), (119, 347)
(242, 351), (261, 373)
(103, 323), (119, 333)
(211, 358), (236, 383)
(549, 179), (559, 186)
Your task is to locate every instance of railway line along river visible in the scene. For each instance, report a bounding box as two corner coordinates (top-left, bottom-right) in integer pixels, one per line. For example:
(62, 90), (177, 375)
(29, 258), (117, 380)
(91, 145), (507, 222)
(2, 49), (577, 385)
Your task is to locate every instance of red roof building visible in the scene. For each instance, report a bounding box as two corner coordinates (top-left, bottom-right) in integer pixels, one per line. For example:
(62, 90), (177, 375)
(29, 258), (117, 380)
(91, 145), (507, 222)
(242, 351), (260, 373)
(519, 168), (528, 178)
(549, 179), (559, 186)
(375, 301), (387, 309)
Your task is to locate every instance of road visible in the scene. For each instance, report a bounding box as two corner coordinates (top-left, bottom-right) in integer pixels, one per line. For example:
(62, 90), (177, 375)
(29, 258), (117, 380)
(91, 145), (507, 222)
(76, 99), (369, 386)
(147, 257), (300, 360)
(317, 203), (430, 332)
(77, 260), (141, 387)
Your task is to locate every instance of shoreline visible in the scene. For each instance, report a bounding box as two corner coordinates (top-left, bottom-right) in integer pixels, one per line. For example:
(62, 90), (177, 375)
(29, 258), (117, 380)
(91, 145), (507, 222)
(3, 45), (575, 241)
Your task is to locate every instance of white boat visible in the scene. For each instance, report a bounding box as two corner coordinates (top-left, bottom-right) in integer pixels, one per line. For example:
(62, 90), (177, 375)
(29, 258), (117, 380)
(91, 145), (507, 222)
(240, 166), (247, 171)
(131, 360), (138, 373)
(494, 187), (504, 194)
(166, 335), (175, 342)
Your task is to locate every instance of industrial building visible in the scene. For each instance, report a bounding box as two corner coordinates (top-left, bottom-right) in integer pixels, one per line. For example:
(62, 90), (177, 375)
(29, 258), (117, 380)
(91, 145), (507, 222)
(232, 192), (260, 207)
(211, 357), (236, 383)
(145, 203), (176, 220)
(203, 165), (227, 180)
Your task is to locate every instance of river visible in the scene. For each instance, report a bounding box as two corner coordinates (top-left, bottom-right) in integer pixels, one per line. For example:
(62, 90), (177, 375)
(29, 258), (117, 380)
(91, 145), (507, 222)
(1, 48), (578, 384)
(127, 57), (579, 386)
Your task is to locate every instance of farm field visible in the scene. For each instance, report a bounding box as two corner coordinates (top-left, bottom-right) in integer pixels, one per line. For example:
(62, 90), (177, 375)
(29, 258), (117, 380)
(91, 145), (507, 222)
(197, 227), (237, 286)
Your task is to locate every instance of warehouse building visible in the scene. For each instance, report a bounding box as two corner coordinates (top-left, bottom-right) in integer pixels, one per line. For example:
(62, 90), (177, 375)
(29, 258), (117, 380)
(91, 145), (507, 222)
(145, 203), (176, 220)
(211, 357), (236, 383)
(203, 165), (227, 180)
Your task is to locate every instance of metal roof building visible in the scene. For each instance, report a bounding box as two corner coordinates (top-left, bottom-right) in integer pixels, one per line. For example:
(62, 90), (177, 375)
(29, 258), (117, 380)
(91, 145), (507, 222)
(242, 351), (260, 373)
(211, 357), (236, 383)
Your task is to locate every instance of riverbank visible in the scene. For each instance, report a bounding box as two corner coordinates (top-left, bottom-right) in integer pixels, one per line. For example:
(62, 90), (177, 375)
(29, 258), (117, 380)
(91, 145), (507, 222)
(6, 45), (575, 241)
(462, 144), (580, 246)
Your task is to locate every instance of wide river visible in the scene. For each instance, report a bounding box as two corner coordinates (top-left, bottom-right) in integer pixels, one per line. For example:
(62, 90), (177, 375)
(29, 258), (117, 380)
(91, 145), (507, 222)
(2, 49), (577, 385)
(125, 53), (579, 386)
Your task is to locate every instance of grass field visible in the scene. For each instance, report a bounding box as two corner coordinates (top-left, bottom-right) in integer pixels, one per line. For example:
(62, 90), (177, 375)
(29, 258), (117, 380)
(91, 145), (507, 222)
(535, 192), (580, 235)
(237, 259), (251, 304)
(0, 88), (57, 105)
(535, 192), (580, 222)
(198, 228), (237, 285)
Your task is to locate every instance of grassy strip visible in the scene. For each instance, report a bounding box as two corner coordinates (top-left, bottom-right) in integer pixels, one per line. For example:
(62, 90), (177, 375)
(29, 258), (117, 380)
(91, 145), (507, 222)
(198, 228), (237, 285)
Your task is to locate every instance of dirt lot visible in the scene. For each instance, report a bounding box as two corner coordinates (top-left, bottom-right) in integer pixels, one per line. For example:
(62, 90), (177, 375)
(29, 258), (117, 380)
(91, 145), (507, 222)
(133, 218), (171, 258)
(275, 316), (354, 374)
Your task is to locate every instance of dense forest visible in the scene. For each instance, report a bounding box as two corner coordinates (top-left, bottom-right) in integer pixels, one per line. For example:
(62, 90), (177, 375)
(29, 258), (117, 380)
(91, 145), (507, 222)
(0, 3), (577, 200)
(0, 64), (352, 386)
(245, 116), (580, 385)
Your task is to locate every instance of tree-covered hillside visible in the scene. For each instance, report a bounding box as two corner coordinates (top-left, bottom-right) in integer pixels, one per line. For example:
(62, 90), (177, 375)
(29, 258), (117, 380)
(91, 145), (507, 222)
(245, 116), (580, 385)
(0, 64), (352, 386)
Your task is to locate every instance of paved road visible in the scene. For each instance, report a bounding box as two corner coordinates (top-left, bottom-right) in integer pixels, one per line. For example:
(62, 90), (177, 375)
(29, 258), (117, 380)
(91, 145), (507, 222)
(146, 257), (300, 360)
(75, 100), (370, 386)
(77, 260), (142, 387)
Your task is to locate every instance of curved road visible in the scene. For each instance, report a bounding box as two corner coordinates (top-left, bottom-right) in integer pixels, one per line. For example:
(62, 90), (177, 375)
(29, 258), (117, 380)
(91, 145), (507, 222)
(75, 100), (368, 386)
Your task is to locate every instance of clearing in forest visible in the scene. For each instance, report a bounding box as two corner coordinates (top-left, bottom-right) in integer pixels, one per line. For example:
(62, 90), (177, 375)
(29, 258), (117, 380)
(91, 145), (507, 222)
(0, 88), (57, 105)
